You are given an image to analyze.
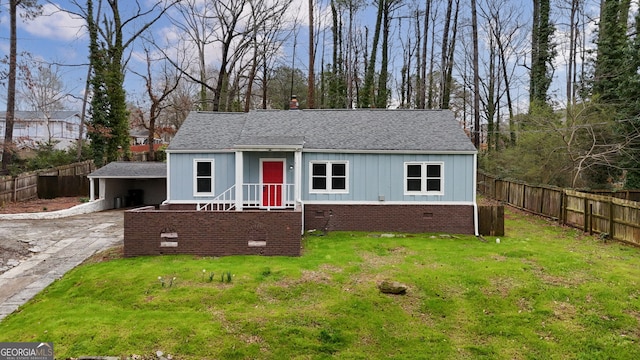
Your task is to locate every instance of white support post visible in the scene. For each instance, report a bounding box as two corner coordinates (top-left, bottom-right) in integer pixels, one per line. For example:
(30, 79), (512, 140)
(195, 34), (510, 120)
(294, 150), (302, 203)
(235, 151), (243, 211)
(89, 178), (95, 201)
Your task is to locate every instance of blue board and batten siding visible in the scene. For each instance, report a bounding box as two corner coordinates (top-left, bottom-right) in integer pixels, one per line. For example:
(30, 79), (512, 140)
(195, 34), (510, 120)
(168, 153), (235, 201)
(168, 152), (296, 202)
(302, 152), (474, 203)
(168, 151), (474, 203)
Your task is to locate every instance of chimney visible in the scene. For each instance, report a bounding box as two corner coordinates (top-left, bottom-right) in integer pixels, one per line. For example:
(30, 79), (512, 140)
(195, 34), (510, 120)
(289, 95), (299, 110)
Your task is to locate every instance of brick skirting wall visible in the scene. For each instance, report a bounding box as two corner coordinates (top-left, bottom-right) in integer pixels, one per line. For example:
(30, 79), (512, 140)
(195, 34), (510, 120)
(304, 204), (475, 234)
(124, 207), (302, 257)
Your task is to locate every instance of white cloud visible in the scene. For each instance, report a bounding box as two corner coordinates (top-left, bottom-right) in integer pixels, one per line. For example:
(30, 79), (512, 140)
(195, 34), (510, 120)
(19, 3), (86, 41)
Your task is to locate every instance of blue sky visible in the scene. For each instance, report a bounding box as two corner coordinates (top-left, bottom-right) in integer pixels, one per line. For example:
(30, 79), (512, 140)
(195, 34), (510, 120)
(0, 0), (317, 110)
(0, 0), (607, 113)
(0, 1), (89, 108)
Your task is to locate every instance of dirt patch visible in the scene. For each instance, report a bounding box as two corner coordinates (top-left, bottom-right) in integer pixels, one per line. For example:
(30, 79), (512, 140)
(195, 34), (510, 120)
(82, 245), (125, 265)
(0, 197), (83, 214)
(0, 197), (92, 274)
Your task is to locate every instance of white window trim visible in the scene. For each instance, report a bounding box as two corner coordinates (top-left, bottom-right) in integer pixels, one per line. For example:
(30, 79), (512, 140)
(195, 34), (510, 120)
(193, 159), (215, 196)
(309, 160), (349, 194)
(403, 161), (444, 196)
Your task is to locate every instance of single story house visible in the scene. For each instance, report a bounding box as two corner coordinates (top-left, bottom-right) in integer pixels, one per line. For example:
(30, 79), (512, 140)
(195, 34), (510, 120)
(124, 109), (478, 257)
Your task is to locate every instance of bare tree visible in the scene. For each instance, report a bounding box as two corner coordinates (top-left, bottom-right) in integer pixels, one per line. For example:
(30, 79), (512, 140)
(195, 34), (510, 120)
(18, 61), (70, 143)
(471, 0), (481, 148)
(439, 0), (460, 109)
(476, 0), (527, 149)
(161, 0), (291, 112)
(60, 0), (178, 165)
(161, 80), (196, 133)
(2, 0), (41, 173)
(168, 0), (216, 110)
(418, 0), (432, 109)
(243, 0), (291, 111)
(308, 0), (316, 108)
(131, 46), (182, 161)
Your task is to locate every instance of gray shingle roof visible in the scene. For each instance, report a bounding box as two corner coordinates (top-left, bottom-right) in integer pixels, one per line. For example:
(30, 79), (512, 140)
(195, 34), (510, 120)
(167, 109), (476, 153)
(88, 162), (166, 178)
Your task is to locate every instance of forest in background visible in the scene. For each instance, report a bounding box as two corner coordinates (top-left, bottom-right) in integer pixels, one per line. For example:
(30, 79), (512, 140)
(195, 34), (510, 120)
(1, 0), (639, 190)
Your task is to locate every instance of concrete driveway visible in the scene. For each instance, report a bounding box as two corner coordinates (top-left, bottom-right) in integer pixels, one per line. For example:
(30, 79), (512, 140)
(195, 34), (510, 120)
(0, 210), (123, 321)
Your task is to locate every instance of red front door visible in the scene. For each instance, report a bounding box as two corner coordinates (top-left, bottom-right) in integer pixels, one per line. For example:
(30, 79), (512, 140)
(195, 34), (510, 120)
(262, 161), (284, 207)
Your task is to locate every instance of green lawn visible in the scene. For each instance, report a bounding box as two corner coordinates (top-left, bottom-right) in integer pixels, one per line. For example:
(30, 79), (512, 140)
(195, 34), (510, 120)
(1, 209), (639, 359)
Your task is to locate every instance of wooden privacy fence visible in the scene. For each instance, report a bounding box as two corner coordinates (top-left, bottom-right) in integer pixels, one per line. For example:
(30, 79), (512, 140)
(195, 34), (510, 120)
(0, 172), (38, 205)
(478, 205), (504, 236)
(478, 171), (640, 246)
(0, 161), (95, 204)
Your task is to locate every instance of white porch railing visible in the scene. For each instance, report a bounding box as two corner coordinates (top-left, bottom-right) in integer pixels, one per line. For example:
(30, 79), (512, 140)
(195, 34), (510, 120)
(197, 183), (296, 211)
(197, 185), (236, 211)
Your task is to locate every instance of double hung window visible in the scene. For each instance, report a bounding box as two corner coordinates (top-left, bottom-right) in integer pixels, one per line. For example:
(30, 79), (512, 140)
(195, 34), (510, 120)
(404, 162), (443, 195)
(194, 159), (215, 196)
(310, 161), (348, 193)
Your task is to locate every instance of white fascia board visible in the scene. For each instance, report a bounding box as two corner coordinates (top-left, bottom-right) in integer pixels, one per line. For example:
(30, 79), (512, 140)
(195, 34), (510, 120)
(165, 149), (234, 154)
(234, 145), (303, 151)
(301, 149), (477, 155)
(302, 200), (476, 206)
(87, 176), (167, 179)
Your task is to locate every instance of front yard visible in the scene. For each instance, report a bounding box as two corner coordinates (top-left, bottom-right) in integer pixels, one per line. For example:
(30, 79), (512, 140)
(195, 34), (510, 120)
(1, 209), (639, 359)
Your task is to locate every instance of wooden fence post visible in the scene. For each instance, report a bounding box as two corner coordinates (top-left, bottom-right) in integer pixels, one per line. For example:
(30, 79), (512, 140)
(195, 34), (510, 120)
(589, 204), (593, 235)
(583, 197), (589, 233)
(558, 191), (564, 225)
(609, 200), (614, 238)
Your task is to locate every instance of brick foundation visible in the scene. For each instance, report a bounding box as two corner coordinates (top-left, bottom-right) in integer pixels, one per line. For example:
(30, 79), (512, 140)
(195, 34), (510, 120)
(304, 204), (475, 234)
(124, 206), (302, 257)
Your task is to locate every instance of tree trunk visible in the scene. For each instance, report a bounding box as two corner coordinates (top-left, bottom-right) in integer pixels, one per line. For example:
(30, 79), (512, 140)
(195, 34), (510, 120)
(471, 0), (481, 148)
(376, 0), (391, 108)
(427, 9), (436, 109)
(440, 0), (453, 109)
(360, 0), (383, 108)
(441, 0), (459, 109)
(2, 0), (18, 172)
(419, 0), (431, 109)
(308, 0), (316, 108)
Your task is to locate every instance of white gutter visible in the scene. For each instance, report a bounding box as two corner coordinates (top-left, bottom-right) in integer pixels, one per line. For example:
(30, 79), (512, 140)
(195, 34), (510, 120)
(473, 153), (479, 236)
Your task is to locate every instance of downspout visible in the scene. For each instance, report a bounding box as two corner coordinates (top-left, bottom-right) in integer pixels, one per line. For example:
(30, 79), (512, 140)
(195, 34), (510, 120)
(473, 152), (479, 236)
(295, 150), (304, 234)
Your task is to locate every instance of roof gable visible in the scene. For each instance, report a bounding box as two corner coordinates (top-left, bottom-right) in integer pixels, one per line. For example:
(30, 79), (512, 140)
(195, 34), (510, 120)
(167, 109), (476, 153)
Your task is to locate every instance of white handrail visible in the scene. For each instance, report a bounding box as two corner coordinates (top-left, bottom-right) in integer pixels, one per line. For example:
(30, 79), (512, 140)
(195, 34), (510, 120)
(197, 185), (236, 211)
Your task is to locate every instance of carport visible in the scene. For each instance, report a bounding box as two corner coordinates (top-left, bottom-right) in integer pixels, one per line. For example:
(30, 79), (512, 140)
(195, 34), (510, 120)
(87, 162), (166, 209)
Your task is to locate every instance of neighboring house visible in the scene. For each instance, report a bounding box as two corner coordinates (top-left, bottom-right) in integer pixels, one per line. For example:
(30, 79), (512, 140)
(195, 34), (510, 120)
(0, 111), (82, 150)
(124, 109), (478, 257)
(130, 128), (163, 146)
